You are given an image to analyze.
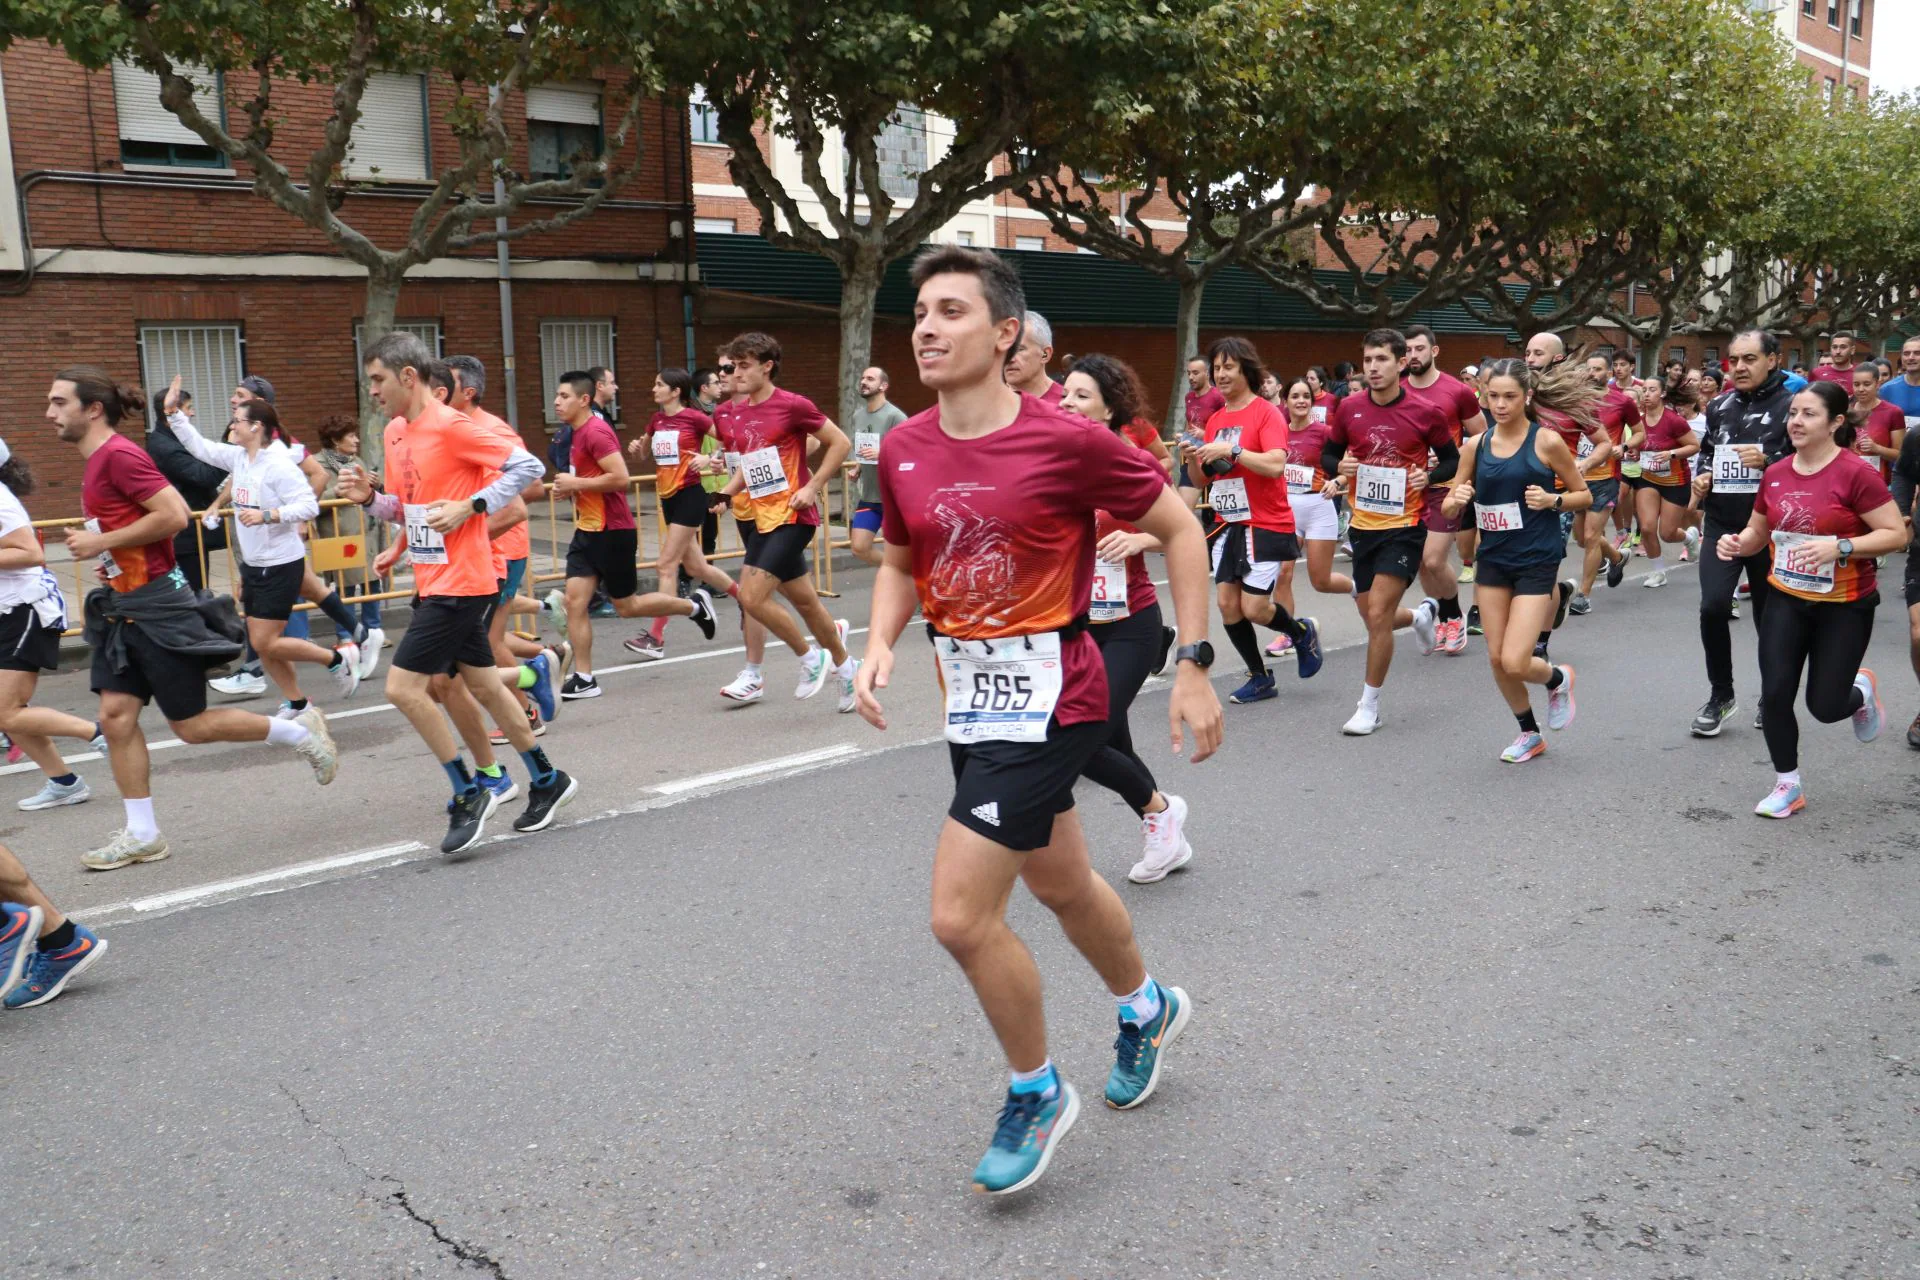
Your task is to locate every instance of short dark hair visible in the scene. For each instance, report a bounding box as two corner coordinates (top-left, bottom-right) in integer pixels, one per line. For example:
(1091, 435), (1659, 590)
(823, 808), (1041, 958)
(1732, 328), (1781, 357)
(1611, 349), (1637, 366)
(1207, 336), (1267, 392)
(424, 360), (454, 396)
(908, 245), (1027, 333)
(362, 331), (434, 377)
(316, 414), (360, 451)
(693, 365), (717, 390)
(234, 397), (293, 449)
(1361, 328), (1407, 359)
(1806, 380), (1855, 446)
(588, 365), (613, 384)
(446, 354), (486, 400)
(151, 385), (191, 424)
(55, 366), (143, 427)
(1403, 323), (1437, 346)
(1066, 353), (1148, 431)
(558, 369), (596, 399)
(723, 331), (782, 374)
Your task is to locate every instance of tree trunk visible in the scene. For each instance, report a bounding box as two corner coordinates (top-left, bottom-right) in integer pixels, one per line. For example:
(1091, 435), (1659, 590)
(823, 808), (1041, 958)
(837, 252), (882, 429)
(1169, 272), (1207, 431)
(357, 269), (404, 473)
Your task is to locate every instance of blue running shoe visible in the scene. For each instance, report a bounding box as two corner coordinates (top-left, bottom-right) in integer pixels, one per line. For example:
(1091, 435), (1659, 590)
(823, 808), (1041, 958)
(1106, 984), (1191, 1110)
(1228, 672), (1277, 705)
(5, 922), (107, 1009)
(1295, 617), (1323, 679)
(0, 903), (45, 1004)
(526, 652), (557, 724)
(970, 1081), (1081, 1195)
(477, 769), (519, 815)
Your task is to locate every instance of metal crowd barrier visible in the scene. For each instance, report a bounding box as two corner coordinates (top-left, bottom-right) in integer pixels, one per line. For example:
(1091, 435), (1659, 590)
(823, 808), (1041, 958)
(32, 465), (864, 639)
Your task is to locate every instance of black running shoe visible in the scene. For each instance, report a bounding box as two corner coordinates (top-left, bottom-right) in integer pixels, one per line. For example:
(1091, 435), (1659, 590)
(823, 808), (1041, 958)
(513, 769), (579, 833)
(1907, 710), (1920, 750)
(442, 786), (489, 854)
(689, 588), (718, 640)
(1466, 604), (1482, 636)
(1689, 696), (1736, 738)
(1153, 626), (1176, 676)
(1606, 551), (1626, 589)
(560, 673), (601, 700)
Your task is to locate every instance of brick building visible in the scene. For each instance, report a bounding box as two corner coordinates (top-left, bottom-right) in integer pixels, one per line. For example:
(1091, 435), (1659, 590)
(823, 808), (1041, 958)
(0, 42), (700, 516)
(1755, 0), (1877, 97)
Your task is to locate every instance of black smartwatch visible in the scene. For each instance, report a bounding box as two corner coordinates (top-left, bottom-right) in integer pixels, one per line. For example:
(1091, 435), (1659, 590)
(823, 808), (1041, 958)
(1837, 537), (1853, 565)
(470, 496), (488, 515)
(1174, 641), (1213, 670)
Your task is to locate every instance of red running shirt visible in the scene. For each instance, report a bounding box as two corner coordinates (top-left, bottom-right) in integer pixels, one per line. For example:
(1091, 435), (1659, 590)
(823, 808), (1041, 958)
(879, 393), (1167, 727)
(1404, 370), (1483, 447)
(727, 387), (827, 534)
(1328, 387), (1453, 530)
(1185, 386), (1226, 433)
(569, 415), (633, 533)
(648, 407), (714, 497)
(1857, 400), (1904, 480)
(83, 433), (177, 591)
(1758, 450), (1892, 603)
(1203, 398), (1294, 533)
(1636, 408), (1694, 486)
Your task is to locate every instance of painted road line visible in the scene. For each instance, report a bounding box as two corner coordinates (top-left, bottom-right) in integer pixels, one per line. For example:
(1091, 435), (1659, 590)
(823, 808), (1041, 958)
(650, 743), (862, 795)
(76, 841), (429, 924)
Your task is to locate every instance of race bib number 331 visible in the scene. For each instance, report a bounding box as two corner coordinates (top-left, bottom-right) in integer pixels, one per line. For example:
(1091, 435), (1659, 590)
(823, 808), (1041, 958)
(942, 632), (1064, 744)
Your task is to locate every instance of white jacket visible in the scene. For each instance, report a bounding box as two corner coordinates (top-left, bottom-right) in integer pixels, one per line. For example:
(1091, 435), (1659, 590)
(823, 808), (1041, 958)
(165, 411), (318, 568)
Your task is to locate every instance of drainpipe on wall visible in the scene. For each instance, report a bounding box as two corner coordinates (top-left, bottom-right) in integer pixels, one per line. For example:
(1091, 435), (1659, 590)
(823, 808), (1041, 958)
(489, 86), (519, 430)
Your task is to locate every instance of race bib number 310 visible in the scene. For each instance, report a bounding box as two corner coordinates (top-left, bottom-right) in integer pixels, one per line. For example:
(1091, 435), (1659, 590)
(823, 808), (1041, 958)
(1354, 464), (1408, 516)
(942, 632), (1064, 744)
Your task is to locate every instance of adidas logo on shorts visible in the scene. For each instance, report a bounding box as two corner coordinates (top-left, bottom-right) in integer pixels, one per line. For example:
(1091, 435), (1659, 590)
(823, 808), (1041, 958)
(970, 801), (1000, 827)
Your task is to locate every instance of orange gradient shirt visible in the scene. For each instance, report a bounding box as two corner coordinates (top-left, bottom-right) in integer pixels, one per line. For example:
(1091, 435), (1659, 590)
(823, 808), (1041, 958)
(728, 387), (827, 534)
(469, 406), (528, 568)
(648, 407), (714, 497)
(385, 400), (515, 599)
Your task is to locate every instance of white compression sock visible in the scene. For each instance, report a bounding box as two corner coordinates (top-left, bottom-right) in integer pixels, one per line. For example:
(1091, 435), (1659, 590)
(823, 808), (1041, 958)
(1359, 684), (1383, 711)
(123, 796), (159, 842)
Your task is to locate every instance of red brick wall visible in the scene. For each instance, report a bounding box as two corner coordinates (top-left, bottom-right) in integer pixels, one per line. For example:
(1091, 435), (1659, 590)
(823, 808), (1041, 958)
(3, 273), (688, 516)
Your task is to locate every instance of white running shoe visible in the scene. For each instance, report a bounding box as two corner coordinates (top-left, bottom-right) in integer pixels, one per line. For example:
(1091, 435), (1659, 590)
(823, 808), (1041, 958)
(1643, 570), (1669, 588)
(1412, 599), (1439, 655)
(835, 617), (851, 655)
(81, 828), (170, 871)
(357, 627), (385, 680)
(1129, 794), (1193, 884)
(542, 588), (567, 631)
(720, 669), (765, 703)
(273, 701), (302, 720)
(1682, 527), (1701, 560)
(1342, 704), (1382, 736)
(293, 706), (338, 785)
(1545, 664), (1576, 731)
(794, 647), (831, 699)
(18, 776), (90, 811)
(331, 642), (361, 698)
(836, 659), (860, 714)
(209, 670), (267, 698)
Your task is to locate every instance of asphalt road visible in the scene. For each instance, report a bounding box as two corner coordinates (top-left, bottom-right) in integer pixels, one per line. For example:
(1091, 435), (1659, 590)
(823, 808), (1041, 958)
(3, 549), (1918, 1279)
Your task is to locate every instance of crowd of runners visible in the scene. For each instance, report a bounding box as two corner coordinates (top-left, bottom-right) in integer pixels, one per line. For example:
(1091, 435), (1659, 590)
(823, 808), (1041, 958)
(2, 244), (1915, 1195)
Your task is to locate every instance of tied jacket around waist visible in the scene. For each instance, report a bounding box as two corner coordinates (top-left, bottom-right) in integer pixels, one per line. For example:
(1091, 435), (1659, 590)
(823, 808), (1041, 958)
(83, 570), (246, 678)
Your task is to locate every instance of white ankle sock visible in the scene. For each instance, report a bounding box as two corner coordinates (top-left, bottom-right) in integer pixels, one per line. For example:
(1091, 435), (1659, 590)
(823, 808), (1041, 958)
(1359, 684), (1382, 711)
(265, 718), (310, 748)
(123, 797), (159, 842)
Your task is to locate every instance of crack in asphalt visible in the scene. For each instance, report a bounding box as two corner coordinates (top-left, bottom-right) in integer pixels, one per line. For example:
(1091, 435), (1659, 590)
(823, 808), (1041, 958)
(279, 1082), (510, 1278)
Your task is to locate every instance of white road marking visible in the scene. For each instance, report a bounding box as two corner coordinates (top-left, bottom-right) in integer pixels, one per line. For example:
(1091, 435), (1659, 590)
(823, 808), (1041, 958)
(650, 743), (862, 794)
(76, 841), (428, 923)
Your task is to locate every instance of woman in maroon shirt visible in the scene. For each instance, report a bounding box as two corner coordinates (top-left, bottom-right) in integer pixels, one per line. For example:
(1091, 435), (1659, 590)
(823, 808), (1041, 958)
(1058, 354), (1193, 885)
(1714, 382), (1904, 818)
(1624, 379), (1701, 584)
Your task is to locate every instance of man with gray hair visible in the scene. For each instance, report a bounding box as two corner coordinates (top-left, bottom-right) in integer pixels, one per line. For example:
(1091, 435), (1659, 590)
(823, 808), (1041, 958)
(1004, 310), (1063, 405)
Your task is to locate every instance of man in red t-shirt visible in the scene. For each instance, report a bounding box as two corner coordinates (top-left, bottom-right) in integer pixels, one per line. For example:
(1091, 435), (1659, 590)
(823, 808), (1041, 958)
(1811, 331), (1859, 386)
(711, 332), (858, 708)
(49, 367), (339, 874)
(547, 370), (716, 701)
(1181, 336), (1324, 703)
(1179, 356), (1225, 510)
(856, 245), (1220, 1195)
(1323, 329), (1459, 735)
(1403, 325), (1485, 652)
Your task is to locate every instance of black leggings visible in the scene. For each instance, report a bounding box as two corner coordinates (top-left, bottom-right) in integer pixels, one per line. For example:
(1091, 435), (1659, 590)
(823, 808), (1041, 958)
(1757, 590), (1874, 773)
(1699, 512), (1772, 701)
(1082, 603), (1161, 815)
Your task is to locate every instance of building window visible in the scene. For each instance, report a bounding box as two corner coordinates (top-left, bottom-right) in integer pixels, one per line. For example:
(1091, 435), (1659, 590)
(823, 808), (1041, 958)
(1825, 75), (1838, 100)
(136, 324), (245, 432)
(1787, 347), (1803, 368)
(954, 230), (974, 246)
(1849, 1), (1861, 36)
(540, 320), (615, 423)
(1827, 0), (1839, 25)
(689, 86), (721, 145)
(694, 217), (737, 235)
(345, 73), (429, 182)
(525, 84), (602, 182)
(1801, 0), (1815, 13)
(1668, 346), (1686, 363)
(1704, 345), (1720, 365)
(1014, 235), (1045, 252)
(112, 61), (227, 169)
(876, 105), (928, 202)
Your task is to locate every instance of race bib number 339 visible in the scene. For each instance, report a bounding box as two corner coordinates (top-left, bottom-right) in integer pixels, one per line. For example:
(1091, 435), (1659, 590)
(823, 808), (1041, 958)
(942, 632), (1064, 744)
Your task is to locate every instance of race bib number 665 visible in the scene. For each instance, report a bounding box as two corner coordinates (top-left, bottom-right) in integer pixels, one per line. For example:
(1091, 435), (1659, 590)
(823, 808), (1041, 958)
(942, 632), (1064, 744)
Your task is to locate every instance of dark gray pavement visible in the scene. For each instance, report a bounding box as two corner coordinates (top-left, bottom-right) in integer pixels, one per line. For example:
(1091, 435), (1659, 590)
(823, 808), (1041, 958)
(3, 552), (1918, 1279)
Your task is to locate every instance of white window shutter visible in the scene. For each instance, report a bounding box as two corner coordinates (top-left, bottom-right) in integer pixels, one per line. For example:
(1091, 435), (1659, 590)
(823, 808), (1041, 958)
(345, 73), (429, 181)
(112, 60), (221, 145)
(136, 324), (245, 435)
(539, 320), (615, 423)
(524, 84), (601, 125)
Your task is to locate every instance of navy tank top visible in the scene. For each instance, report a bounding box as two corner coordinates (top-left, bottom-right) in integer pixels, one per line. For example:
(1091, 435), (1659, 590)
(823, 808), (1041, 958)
(1472, 420), (1563, 567)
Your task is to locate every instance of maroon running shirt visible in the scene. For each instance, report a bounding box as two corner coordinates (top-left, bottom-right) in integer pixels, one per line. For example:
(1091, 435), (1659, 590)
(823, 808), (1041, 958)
(1404, 370), (1483, 446)
(879, 393), (1167, 726)
(1185, 386), (1226, 433)
(1328, 387), (1453, 530)
(1758, 450), (1891, 602)
(83, 433), (177, 591)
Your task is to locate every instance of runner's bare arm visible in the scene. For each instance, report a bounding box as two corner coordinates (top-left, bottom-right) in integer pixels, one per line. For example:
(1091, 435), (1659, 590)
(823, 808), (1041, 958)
(65, 485), (190, 559)
(1132, 485), (1222, 764)
(0, 523), (46, 571)
(485, 495), (528, 539)
(794, 421), (852, 510)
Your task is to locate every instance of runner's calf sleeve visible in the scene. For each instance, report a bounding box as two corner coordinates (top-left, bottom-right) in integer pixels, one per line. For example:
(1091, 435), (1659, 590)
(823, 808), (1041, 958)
(316, 590), (365, 642)
(1223, 618), (1267, 676)
(1256, 601), (1308, 643)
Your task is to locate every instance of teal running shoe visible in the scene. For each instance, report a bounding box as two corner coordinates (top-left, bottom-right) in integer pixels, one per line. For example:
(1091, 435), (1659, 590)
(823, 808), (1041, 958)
(970, 1081), (1081, 1195)
(1106, 984), (1191, 1109)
